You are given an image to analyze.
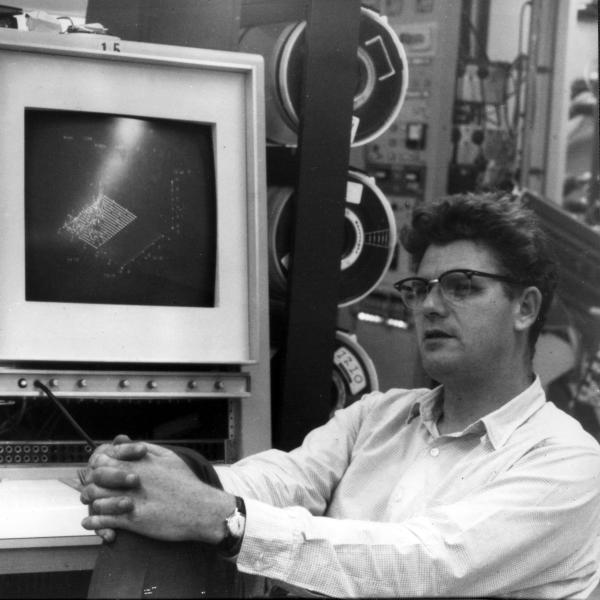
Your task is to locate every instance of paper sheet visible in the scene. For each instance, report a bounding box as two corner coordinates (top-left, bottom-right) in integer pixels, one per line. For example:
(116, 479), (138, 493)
(0, 479), (95, 539)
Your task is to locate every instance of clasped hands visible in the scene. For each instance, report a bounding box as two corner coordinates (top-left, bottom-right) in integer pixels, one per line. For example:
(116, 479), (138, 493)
(79, 435), (236, 545)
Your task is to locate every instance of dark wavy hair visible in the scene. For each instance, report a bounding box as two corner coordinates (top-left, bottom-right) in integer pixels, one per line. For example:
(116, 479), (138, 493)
(401, 193), (558, 355)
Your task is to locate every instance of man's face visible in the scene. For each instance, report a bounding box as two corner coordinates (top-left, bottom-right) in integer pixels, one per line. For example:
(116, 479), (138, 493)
(413, 240), (520, 382)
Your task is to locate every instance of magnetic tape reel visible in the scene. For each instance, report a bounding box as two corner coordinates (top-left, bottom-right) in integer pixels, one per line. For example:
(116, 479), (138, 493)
(238, 7), (408, 146)
(331, 330), (379, 417)
(268, 169), (397, 307)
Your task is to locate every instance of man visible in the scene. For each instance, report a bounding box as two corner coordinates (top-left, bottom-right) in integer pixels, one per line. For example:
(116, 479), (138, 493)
(80, 193), (600, 598)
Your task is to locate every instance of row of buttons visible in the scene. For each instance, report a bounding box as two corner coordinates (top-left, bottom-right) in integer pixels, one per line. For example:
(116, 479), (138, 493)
(17, 378), (228, 391)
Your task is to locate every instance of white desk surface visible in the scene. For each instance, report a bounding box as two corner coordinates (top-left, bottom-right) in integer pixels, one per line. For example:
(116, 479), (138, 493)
(0, 477), (101, 573)
(0, 478), (97, 542)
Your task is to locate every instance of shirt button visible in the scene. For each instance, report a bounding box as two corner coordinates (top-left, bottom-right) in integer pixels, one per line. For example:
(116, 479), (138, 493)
(430, 447), (440, 457)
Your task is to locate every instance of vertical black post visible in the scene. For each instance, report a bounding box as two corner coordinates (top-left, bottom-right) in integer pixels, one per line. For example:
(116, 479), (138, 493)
(274, 0), (362, 450)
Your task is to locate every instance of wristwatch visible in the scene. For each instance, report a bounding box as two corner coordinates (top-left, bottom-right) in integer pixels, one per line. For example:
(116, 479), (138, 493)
(217, 496), (246, 557)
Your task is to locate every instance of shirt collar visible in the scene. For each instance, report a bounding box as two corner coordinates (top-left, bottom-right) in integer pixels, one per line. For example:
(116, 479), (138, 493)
(407, 377), (547, 449)
(406, 385), (444, 436)
(406, 386), (443, 430)
(480, 377), (546, 449)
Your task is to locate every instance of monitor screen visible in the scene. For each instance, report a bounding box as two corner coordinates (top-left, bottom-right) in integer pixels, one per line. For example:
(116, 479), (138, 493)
(25, 109), (217, 308)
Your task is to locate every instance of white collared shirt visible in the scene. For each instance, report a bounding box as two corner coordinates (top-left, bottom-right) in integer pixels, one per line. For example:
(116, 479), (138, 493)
(216, 378), (600, 598)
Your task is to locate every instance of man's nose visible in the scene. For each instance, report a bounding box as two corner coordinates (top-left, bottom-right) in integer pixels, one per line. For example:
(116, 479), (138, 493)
(420, 281), (446, 313)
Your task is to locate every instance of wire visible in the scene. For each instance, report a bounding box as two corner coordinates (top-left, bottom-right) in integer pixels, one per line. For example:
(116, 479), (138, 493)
(512, 2), (531, 138)
(33, 380), (98, 449)
(56, 16), (74, 27)
(461, 11), (491, 63)
(0, 398), (27, 436)
(35, 410), (61, 440)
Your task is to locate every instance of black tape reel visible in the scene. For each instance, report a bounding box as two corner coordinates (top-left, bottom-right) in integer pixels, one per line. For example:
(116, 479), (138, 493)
(267, 169), (397, 307)
(239, 7), (408, 146)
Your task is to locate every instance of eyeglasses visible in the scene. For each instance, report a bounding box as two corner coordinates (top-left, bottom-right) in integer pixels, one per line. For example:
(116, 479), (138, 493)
(393, 269), (522, 310)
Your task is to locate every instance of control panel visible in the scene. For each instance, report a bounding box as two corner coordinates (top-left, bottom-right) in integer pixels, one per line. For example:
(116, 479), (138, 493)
(361, 0), (463, 290)
(0, 369), (247, 466)
(0, 370), (249, 399)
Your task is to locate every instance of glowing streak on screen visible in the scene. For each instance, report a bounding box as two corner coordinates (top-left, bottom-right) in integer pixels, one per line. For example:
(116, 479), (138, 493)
(99, 117), (145, 190)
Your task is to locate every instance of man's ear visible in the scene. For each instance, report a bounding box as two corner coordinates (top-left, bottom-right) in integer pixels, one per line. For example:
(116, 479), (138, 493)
(514, 286), (543, 332)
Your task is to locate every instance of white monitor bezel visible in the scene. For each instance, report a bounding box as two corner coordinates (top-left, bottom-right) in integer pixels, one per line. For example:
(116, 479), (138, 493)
(0, 32), (265, 365)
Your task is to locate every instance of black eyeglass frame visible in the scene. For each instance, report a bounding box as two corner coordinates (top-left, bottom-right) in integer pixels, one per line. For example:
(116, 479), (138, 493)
(393, 269), (524, 309)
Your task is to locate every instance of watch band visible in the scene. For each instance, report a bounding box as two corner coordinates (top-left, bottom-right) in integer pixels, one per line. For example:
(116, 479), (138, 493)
(217, 495), (246, 557)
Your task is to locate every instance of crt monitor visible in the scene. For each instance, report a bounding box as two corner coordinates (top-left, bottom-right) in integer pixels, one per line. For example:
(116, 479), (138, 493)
(0, 30), (266, 367)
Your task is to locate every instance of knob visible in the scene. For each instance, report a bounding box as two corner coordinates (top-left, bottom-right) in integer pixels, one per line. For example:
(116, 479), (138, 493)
(188, 380), (198, 390)
(77, 379), (87, 388)
(119, 379), (130, 389)
(49, 378), (59, 388)
(147, 380), (157, 390)
(214, 380), (226, 392)
(17, 378), (28, 389)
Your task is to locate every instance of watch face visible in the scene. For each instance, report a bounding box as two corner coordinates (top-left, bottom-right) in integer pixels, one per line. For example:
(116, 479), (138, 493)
(227, 509), (246, 538)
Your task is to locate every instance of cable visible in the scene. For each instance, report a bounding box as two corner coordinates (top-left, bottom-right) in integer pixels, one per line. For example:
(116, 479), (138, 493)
(33, 380), (98, 449)
(461, 11), (491, 64)
(512, 2), (531, 139)
(0, 398), (27, 436)
(35, 410), (61, 440)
